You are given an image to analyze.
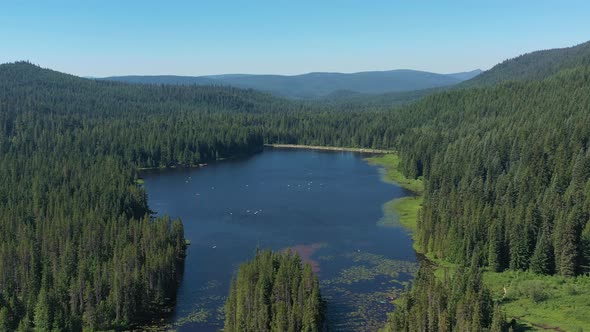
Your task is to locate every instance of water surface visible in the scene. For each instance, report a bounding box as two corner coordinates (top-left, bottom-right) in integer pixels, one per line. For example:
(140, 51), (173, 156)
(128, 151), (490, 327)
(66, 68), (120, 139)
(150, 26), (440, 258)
(143, 148), (417, 331)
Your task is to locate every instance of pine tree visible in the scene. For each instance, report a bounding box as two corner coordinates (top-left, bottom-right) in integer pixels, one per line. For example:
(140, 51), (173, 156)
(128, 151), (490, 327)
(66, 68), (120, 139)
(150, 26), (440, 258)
(33, 287), (51, 332)
(488, 221), (502, 272)
(556, 210), (582, 277)
(581, 222), (590, 274)
(0, 307), (10, 332)
(490, 304), (507, 332)
(530, 228), (554, 274)
(558, 225), (578, 277)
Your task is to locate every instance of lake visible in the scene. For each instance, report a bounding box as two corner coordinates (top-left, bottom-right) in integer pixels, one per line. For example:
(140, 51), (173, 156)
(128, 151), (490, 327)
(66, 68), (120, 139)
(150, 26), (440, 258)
(142, 148), (418, 331)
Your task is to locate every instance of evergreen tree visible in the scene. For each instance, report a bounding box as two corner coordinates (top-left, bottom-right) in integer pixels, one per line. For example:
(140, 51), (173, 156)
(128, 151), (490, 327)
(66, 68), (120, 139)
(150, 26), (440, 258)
(530, 227), (554, 274)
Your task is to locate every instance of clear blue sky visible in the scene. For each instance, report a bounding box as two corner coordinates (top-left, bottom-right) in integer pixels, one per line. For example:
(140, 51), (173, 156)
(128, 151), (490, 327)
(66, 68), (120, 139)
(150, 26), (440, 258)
(2, 1), (589, 77)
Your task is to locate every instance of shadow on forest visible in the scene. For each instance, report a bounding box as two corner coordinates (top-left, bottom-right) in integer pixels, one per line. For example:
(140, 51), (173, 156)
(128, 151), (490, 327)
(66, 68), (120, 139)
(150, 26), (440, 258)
(509, 319), (537, 331)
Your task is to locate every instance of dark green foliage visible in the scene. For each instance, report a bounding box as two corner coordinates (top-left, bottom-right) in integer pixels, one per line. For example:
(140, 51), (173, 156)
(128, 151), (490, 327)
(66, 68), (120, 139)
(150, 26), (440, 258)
(0, 61), (343, 330)
(224, 250), (324, 332)
(581, 222), (590, 274)
(0, 62), (277, 330)
(376, 59), (590, 329)
(399, 67), (590, 278)
(383, 266), (506, 332)
(529, 226), (554, 275)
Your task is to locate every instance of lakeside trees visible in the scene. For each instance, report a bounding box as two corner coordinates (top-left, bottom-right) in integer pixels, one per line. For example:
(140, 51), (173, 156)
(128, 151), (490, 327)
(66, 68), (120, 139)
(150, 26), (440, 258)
(0, 62), (269, 330)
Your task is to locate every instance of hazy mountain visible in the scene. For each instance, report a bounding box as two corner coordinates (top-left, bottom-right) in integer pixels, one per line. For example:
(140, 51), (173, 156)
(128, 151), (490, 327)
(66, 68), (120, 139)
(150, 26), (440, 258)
(445, 69), (482, 80)
(99, 69), (481, 99)
(101, 75), (218, 86)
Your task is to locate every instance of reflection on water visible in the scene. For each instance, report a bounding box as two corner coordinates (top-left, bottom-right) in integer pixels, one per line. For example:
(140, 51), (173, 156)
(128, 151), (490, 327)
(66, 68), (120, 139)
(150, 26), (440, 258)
(285, 243), (325, 273)
(142, 148), (417, 331)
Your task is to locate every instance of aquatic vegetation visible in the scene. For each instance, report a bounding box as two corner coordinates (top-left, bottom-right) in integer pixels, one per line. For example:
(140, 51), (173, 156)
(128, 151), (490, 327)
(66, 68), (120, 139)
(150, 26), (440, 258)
(173, 293), (226, 328)
(329, 265), (376, 285)
(323, 279), (402, 332)
(345, 252), (418, 276)
(175, 308), (210, 325)
(320, 252), (418, 331)
(200, 279), (222, 291)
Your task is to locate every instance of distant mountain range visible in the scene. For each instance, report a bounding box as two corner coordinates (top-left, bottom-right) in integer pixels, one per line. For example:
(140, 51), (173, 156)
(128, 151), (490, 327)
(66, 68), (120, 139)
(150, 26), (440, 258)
(98, 69), (482, 99)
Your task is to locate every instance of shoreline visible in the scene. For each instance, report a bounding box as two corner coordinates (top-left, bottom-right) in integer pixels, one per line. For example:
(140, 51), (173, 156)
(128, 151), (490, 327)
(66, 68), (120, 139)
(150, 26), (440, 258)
(366, 154), (424, 251)
(265, 144), (394, 154)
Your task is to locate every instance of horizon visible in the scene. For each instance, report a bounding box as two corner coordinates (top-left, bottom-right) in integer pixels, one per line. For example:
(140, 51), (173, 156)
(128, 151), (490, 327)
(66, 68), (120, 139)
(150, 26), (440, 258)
(92, 67), (484, 79)
(1, 61), (484, 78)
(2, 1), (590, 77)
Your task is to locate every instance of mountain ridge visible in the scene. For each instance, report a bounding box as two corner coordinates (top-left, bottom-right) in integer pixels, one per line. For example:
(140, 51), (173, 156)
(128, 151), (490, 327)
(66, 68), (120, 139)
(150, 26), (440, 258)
(98, 68), (482, 99)
(462, 40), (590, 87)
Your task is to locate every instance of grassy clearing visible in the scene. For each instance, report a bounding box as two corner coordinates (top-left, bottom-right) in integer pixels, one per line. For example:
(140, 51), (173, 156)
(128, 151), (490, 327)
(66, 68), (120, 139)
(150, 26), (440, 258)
(367, 154), (423, 238)
(366, 154), (423, 194)
(367, 154), (425, 256)
(390, 196), (422, 232)
(484, 270), (590, 331)
(378, 197), (422, 234)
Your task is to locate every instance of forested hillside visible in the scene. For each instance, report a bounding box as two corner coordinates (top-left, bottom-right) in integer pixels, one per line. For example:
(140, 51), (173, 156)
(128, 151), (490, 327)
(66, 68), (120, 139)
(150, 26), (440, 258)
(224, 250), (324, 332)
(378, 67), (590, 330)
(463, 40), (590, 87)
(396, 67), (590, 276)
(0, 62), (277, 331)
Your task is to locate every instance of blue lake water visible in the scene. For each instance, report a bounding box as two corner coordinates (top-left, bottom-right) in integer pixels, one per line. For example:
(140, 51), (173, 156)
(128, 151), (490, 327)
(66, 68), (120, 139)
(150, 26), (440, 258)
(142, 148), (418, 331)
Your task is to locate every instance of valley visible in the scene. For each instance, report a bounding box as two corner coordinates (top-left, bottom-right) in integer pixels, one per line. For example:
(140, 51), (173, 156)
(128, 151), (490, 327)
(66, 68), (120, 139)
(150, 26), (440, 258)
(1, 10), (590, 330)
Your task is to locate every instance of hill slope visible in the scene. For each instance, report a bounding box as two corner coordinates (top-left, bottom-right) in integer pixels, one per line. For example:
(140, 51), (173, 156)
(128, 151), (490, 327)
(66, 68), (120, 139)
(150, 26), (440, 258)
(463, 40), (590, 87)
(0, 62), (285, 331)
(100, 69), (481, 99)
